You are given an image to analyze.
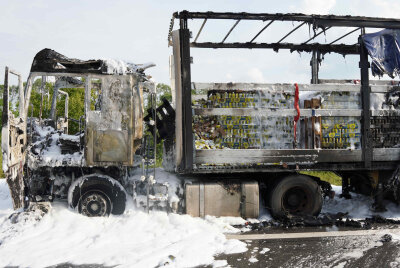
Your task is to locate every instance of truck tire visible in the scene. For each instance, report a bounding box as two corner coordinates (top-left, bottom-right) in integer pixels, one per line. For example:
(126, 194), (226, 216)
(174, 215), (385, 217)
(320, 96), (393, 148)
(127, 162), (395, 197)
(269, 175), (322, 219)
(68, 175), (126, 217)
(78, 189), (112, 217)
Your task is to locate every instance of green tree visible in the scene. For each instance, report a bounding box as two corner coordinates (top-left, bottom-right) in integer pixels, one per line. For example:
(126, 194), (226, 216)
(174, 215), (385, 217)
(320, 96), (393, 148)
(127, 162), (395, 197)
(156, 83), (172, 105)
(28, 78), (85, 134)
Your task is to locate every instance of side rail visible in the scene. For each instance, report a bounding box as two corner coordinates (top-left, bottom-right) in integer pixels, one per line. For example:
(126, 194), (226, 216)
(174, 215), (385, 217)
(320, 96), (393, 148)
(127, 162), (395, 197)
(190, 82), (400, 170)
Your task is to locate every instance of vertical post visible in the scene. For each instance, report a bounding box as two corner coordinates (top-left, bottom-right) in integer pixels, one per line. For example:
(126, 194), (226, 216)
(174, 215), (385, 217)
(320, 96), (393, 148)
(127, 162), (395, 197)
(84, 76), (91, 116)
(311, 98), (322, 148)
(310, 50), (319, 84)
(18, 73), (24, 119)
(50, 84), (59, 123)
(308, 51), (321, 149)
(2, 67), (9, 128)
(340, 176), (351, 199)
(171, 31), (183, 171)
(39, 76), (45, 121)
(359, 35), (372, 168)
(64, 93), (69, 119)
(304, 100), (310, 149)
(179, 12), (193, 173)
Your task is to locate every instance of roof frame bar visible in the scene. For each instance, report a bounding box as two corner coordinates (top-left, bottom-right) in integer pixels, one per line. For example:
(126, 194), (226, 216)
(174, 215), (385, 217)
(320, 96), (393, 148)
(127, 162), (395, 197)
(329, 27), (361, 44)
(170, 11), (400, 55)
(221, 19), (241, 43)
(277, 21), (307, 43)
(303, 26), (332, 44)
(174, 11), (400, 29)
(190, 42), (359, 54)
(194, 18), (207, 43)
(249, 20), (275, 43)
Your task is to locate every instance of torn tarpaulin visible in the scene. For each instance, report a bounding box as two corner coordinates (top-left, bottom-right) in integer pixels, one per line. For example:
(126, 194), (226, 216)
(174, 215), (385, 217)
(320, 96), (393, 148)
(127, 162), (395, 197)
(30, 48), (155, 76)
(362, 29), (400, 78)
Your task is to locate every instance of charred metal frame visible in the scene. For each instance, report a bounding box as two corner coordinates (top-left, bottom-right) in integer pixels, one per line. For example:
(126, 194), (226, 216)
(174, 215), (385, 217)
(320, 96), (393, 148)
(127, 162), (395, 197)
(179, 16), (194, 172)
(170, 11), (400, 173)
(2, 67), (26, 209)
(359, 34), (373, 168)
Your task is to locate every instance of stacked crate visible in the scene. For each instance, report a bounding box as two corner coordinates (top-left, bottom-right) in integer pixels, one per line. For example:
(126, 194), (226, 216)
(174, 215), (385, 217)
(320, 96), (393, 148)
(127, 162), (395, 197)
(320, 92), (361, 149)
(206, 91), (258, 108)
(321, 117), (361, 149)
(193, 89), (295, 150)
(370, 116), (400, 148)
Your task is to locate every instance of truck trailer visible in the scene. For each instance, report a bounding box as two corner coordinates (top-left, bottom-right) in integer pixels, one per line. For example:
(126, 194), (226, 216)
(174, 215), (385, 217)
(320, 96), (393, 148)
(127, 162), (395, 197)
(3, 11), (400, 219)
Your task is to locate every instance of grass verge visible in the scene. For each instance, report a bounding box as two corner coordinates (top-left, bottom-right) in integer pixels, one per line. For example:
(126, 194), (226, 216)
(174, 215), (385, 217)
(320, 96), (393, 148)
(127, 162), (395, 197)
(300, 171), (342, 186)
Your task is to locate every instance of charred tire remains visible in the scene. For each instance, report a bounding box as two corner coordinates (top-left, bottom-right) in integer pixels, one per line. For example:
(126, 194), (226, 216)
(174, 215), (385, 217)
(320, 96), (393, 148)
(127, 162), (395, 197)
(269, 175), (323, 218)
(69, 175), (126, 217)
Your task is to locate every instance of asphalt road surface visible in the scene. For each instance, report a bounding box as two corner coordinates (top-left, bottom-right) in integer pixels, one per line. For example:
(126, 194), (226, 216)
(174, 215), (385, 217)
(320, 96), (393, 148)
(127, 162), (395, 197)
(38, 225), (400, 268)
(211, 225), (400, 268)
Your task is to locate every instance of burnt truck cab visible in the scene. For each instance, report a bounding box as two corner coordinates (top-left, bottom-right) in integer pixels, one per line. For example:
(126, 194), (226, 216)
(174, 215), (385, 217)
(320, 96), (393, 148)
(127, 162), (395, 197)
(2, 49), (154, 216)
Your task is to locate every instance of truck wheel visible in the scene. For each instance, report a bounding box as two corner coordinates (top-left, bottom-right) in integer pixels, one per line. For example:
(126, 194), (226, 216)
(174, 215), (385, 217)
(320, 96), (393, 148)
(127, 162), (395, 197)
(269, 175), (322, 219)
(78, 190), (112, 217)
(68, 175), (126, 216)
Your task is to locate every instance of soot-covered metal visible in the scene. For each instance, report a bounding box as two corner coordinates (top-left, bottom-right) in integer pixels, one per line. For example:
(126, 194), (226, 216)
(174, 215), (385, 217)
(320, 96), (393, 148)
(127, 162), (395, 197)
(3, 49), (154, 211)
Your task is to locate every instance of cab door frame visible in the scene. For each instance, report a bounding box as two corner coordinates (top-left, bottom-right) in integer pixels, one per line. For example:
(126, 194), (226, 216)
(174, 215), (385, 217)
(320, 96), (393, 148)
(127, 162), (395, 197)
(2, 66), (27, 209)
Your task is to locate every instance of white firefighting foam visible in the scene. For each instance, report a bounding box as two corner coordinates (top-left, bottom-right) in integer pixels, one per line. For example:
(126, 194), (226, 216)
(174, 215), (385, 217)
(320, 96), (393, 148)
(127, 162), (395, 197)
(0, 179), (247, 268)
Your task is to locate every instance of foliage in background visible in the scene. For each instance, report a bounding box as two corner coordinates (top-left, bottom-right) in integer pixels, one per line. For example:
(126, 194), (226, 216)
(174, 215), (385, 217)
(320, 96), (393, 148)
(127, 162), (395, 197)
(300, 171), (342, 186)
(29, 78), (85, 134)
(0, 79), (86, 178)
(156, 83), (172, 105)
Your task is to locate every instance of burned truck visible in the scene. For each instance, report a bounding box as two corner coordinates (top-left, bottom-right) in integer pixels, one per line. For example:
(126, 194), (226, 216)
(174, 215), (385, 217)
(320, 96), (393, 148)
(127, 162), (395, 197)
(2, 49), (155, 216)
(164, 11), (400, 218)
(4, 11), (400, 219)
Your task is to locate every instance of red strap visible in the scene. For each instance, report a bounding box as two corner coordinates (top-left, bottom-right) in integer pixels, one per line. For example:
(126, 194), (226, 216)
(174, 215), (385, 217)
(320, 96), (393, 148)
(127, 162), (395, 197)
(294, 83), (300, 146)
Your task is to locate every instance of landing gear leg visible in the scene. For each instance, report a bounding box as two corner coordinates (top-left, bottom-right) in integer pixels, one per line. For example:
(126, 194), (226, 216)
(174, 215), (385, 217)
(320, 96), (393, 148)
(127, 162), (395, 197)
(372, 182), (387, 212)
(340, 177), (352, 199)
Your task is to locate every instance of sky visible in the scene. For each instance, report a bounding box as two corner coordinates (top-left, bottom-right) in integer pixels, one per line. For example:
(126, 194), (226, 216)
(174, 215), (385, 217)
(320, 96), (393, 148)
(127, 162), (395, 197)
(0, 0), (400, 86)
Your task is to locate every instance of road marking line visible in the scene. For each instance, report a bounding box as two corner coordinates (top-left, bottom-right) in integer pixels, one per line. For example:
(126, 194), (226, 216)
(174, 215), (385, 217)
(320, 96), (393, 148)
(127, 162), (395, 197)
(226, 229), (400, 240)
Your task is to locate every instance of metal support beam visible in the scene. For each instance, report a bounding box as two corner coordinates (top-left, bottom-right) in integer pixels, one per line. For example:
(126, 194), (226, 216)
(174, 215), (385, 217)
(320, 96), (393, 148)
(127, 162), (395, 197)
(359, 35), (372, 168)
(310, 50), (320, 84)
(277, 22), (306, 43)
(191, 42), (359, 55)
(221, 19), (241, 43)
(330, 27), (361, 44)
(2, 67), (9, 128)
(39, 76), (46, 121)
(174, 11), (400, 29)
(303, 26), (331, 44)
(194, 19), (207, 43)
(340, 177), (352, 199)
(249, 20), (274, 43)
(179, 16), (194, 173)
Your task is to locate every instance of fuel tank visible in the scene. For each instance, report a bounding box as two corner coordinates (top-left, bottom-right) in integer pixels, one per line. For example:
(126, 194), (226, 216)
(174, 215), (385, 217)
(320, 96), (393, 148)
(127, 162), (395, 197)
(185, 181), (259, 218)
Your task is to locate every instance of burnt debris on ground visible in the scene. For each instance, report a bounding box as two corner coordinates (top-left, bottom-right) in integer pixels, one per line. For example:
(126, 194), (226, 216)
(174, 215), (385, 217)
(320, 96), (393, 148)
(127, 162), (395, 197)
(235, 214), (400, 231)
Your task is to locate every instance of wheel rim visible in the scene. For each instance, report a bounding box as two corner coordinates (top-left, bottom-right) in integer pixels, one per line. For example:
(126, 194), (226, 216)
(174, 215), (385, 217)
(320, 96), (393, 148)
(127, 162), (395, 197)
(79, 191), (111, 217)
(282, 186), (312, 214)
